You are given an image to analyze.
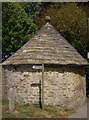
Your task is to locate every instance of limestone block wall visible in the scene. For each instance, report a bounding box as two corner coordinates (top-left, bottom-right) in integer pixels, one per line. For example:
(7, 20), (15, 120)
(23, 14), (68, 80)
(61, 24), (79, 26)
(44, 66), (86, 107)
(2, 64), (86, 108)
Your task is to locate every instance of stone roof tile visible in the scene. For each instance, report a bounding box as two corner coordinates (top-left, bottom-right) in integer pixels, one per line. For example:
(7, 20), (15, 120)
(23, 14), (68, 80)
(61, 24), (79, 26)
(3, 22), (88, 65)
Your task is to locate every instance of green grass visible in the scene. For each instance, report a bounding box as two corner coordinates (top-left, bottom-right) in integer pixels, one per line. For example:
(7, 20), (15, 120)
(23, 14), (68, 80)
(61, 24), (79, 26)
(2, 99), (75, 118)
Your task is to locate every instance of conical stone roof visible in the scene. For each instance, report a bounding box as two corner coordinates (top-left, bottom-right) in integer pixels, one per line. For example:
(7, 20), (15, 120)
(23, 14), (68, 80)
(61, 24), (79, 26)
(3, 22), (88, 65)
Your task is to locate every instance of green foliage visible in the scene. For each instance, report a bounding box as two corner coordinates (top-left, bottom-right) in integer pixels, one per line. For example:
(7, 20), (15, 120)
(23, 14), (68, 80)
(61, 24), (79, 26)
(35, 3), (88, 58)
(2, 2), (37, 60)
(20, 2), (42, 21)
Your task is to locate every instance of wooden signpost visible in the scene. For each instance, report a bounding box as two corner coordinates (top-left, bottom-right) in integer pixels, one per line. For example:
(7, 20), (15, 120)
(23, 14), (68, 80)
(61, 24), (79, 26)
(32, 64), (44, 109)
(42, 63), (44, 109)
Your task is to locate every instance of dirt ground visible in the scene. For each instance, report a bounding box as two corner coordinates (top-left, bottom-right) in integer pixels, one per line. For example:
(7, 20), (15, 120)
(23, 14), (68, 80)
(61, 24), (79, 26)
(67, 97), (88, 119)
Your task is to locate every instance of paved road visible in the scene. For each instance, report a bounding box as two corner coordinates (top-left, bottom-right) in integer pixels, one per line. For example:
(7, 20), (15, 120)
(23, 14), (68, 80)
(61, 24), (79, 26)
(68, 98), (88, 119)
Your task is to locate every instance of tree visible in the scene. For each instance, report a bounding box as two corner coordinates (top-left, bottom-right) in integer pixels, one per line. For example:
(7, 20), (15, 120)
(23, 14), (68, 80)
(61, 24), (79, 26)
(35, 3), (88, 58)
(19, 2), (42, 21)
(2, 2), (37, 61)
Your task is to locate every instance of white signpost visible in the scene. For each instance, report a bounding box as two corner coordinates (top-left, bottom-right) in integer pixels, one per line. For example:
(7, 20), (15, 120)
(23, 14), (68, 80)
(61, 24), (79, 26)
(9, 88), (15, 112)
(32, 65), (42, 70)
(87, 52), (89, 59)
(32, 64), (44, 109)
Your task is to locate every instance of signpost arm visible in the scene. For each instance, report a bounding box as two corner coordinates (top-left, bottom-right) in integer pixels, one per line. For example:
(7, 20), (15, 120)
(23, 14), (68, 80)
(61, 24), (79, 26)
(42, 63), (44, 109)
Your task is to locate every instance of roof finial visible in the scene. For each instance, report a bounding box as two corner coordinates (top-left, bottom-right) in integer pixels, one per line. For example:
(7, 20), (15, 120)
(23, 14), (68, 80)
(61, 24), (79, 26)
(45, 16), (51, 23)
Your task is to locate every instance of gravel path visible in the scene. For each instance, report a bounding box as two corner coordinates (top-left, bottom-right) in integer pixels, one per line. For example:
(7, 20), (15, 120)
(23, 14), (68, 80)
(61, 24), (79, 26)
(67, 98), (88, 119)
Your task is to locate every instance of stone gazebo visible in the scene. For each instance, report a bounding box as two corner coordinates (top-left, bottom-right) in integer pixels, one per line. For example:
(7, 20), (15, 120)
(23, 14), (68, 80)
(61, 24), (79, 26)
(2, 17), (88, 108)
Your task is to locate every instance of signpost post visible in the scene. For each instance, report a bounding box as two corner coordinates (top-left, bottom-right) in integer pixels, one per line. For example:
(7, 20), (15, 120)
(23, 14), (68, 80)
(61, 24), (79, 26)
(42, 63), (44, 109)
(32, 64), (44, 109)
(9, 88), (15, 112)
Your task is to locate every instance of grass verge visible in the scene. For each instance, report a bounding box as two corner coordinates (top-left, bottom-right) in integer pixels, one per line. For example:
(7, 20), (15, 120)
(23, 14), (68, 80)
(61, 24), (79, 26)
(2, 99), (75, 118)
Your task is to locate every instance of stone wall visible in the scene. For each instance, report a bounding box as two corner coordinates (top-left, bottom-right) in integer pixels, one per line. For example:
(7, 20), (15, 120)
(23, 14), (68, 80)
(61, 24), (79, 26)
(2, 64), (86, 108)
(0, 64), (2, 120)
(0, 64), (2, 100)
